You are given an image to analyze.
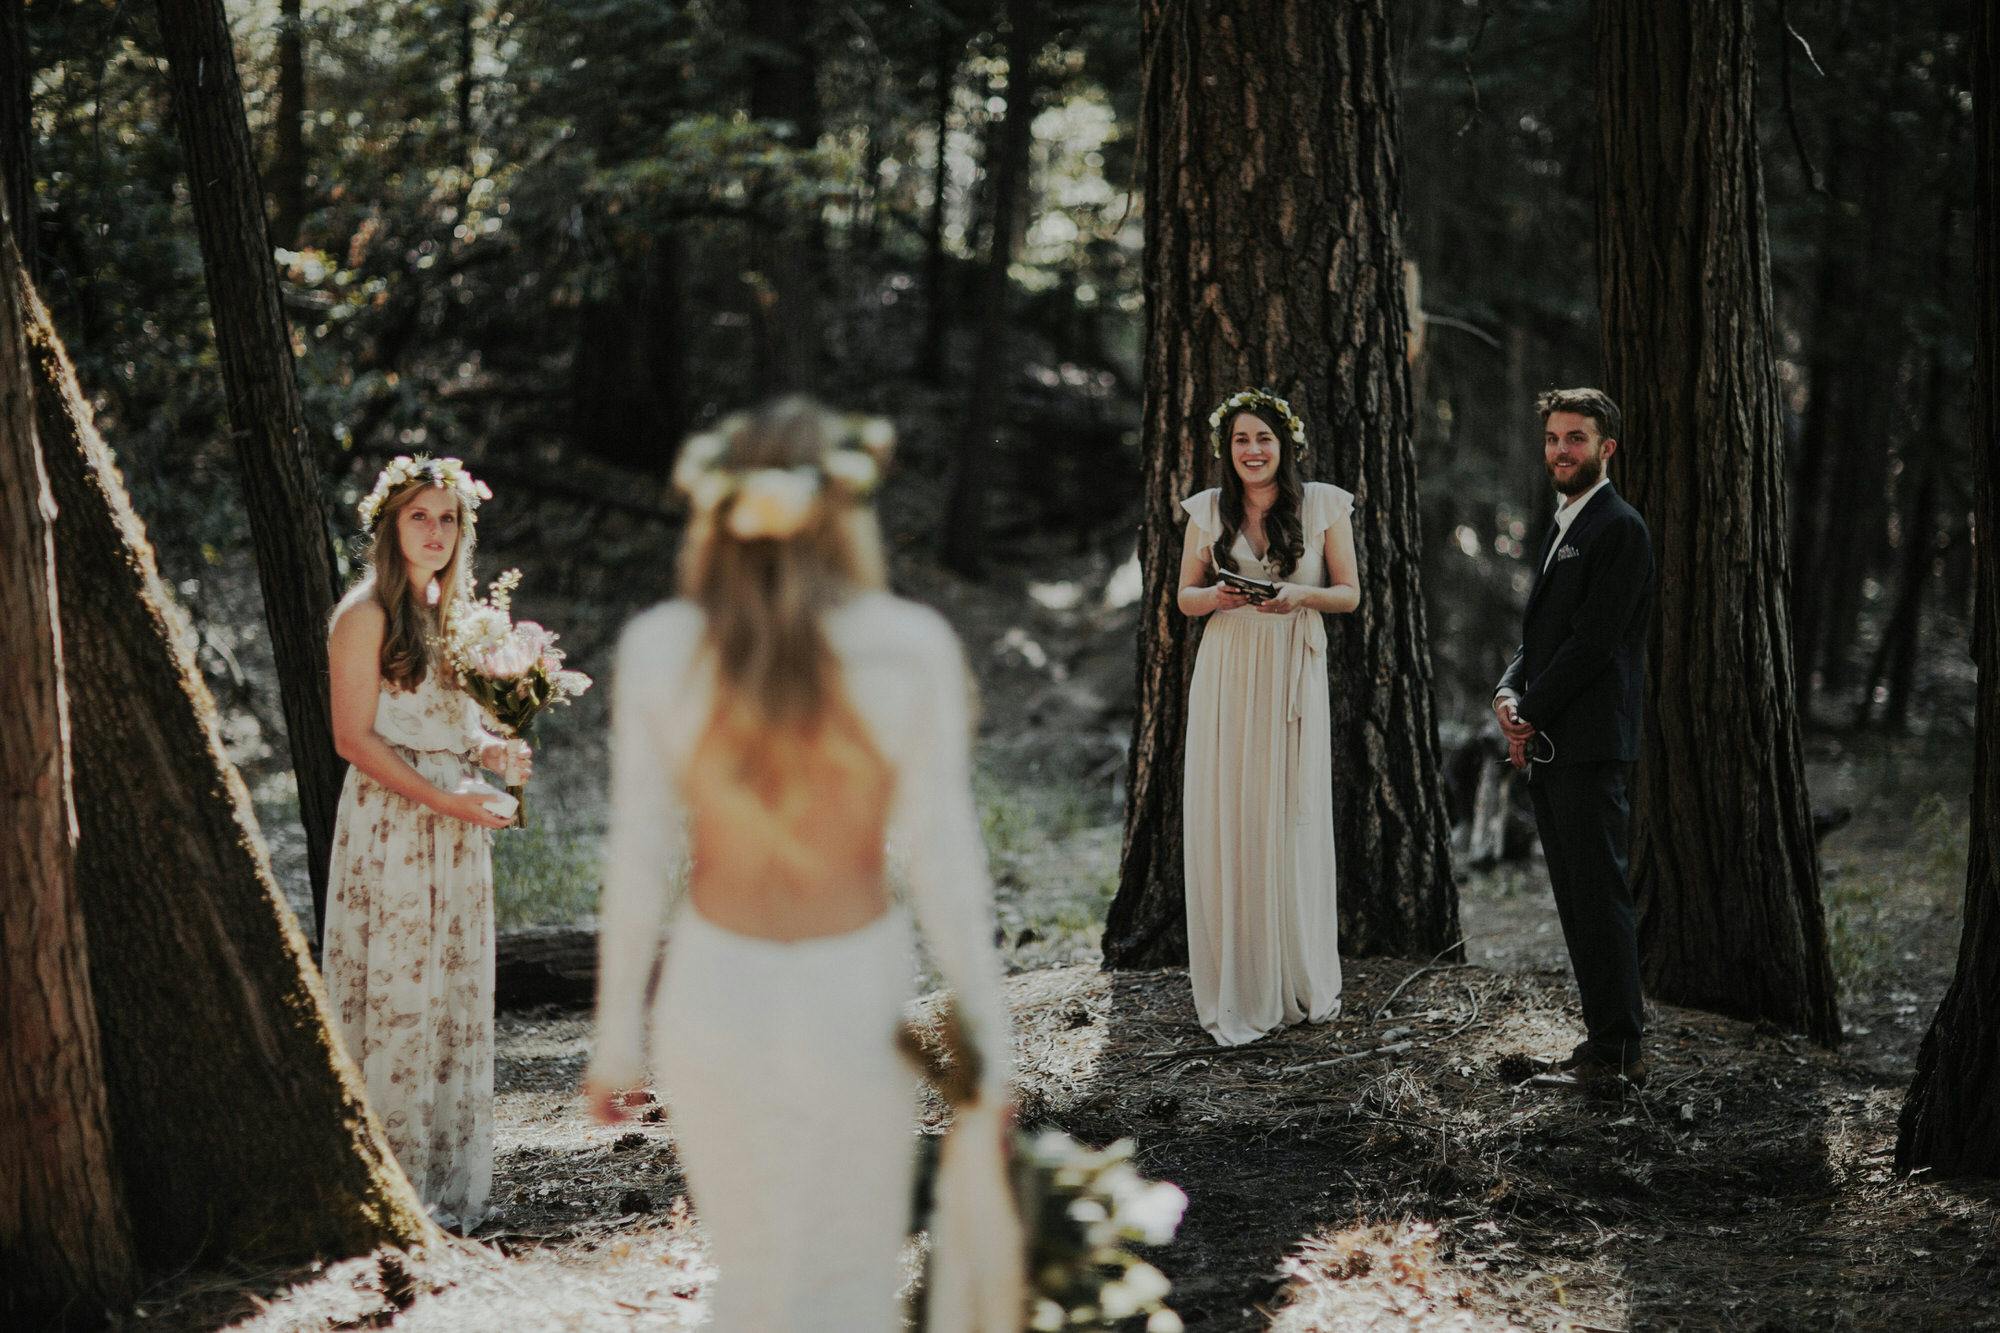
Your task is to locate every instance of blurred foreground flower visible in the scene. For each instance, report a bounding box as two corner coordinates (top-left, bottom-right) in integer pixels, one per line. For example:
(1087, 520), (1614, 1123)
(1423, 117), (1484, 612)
(902, 1006), (1188, 1330)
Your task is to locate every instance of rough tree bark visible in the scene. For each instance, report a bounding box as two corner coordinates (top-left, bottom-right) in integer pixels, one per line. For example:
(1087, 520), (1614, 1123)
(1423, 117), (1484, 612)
(22, 271), (435, 1265)
(0, 0), (33, 280)
(939, 0), (1038, 579)
(0, 184), (137, 1333)
(271, 0), (306, 248)
(1105, 0), (1459, 966)
(1594, 0), (1840, 1042)
(157, 0), (343, 943)
(1896, 0), (2000, 1177)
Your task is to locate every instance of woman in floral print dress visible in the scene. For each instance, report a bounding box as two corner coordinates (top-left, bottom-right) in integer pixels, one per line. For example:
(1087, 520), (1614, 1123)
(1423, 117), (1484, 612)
(323, 456), (530, 1230)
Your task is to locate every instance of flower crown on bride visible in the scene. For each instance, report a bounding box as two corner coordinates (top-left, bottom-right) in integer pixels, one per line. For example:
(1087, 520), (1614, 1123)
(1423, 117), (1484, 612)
(1208, 388), (1308, 458)
(357, 455), (493, 534)
(673, 414), (896, 540)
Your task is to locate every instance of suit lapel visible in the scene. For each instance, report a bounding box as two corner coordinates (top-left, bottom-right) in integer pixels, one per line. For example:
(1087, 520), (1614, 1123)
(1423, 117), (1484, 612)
(1525, 483), (1618, 617)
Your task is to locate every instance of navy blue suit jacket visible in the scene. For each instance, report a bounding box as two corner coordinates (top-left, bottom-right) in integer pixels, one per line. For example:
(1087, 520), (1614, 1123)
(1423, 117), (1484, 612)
(1496, 483), (1654, 765)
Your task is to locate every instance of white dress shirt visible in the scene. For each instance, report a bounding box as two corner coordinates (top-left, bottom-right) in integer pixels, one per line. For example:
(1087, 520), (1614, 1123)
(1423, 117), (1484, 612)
(1542, 474), (1613, 572)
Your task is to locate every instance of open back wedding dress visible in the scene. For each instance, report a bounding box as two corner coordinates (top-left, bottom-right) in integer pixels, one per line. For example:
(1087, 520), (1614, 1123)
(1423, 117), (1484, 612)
(588, 592), (1014, 1331)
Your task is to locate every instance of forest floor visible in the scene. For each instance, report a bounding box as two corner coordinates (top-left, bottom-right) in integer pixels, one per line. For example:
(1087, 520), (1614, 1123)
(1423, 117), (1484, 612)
(138, 490), (1999, 1330)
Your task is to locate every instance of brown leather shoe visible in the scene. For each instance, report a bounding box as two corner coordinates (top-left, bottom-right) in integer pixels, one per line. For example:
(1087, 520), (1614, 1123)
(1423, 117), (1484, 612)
(1527, 1051), (1647, 1091)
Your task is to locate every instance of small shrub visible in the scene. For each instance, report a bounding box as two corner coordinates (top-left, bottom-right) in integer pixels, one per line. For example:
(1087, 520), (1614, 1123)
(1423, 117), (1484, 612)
(493, 822), (601, 929)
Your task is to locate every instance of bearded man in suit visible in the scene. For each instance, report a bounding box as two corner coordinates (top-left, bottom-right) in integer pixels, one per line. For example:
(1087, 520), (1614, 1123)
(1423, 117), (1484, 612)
(1494, 387), (1655, 1089)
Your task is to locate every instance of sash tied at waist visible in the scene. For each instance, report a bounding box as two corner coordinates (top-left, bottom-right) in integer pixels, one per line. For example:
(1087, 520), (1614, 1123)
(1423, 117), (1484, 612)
(1286, 610), (1328, 724)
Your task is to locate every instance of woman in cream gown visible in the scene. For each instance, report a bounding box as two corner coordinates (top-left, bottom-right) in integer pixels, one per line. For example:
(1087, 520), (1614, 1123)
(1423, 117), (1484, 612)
(1178, 391), (1360, 1046)
(583, 400), (1021, 1332)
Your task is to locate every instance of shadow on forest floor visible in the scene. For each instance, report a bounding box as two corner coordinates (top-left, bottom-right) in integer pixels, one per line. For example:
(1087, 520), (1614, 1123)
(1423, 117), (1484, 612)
(135, 955), (2000, 1332)
(133, 716), (1999, 1330)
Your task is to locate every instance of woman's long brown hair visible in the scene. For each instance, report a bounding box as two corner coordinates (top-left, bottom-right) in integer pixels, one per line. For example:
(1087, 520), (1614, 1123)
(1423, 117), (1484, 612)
(677, 398), (889, 807)
(361, 482), (476, 689)
(1213, 404), (1305, 578)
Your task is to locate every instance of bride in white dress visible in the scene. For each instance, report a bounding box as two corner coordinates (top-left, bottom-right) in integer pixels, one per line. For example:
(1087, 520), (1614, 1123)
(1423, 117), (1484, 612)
(324, 458), (529, 1229)
(583, 400), (1022, 1331)
(1178, 390), (1360, 1046)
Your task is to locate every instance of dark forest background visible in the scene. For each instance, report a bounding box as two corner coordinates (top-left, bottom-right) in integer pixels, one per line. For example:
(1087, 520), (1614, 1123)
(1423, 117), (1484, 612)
(13, 0), (1976, 741)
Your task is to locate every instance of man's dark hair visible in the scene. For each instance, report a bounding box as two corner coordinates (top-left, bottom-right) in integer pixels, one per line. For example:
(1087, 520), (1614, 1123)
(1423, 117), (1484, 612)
(1536, 387), (1622, 443)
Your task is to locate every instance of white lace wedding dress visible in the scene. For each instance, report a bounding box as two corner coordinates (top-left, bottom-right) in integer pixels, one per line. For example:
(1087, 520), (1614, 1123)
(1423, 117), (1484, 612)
(323, 672), (495, 1229)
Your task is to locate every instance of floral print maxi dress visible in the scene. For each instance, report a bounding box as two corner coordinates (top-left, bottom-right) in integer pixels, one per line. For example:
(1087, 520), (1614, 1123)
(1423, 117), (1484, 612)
(324, 672), (495, 1228)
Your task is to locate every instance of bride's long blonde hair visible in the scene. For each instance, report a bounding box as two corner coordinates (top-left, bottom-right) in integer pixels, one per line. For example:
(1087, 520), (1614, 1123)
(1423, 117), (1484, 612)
(676, 398), (890, 807)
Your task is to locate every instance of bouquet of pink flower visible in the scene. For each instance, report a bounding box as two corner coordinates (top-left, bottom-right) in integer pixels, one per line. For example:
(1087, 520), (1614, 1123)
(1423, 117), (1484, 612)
(445, 569), (592, 825)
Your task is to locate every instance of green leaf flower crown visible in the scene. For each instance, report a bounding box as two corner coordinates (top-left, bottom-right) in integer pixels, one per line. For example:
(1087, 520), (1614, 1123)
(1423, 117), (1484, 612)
(1208, 388), (1307, 459)
(357, 455), (492, 534)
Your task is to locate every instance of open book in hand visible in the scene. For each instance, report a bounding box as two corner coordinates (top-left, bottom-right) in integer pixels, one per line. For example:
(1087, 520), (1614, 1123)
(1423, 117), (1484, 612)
(1215, 566), (1280, 602)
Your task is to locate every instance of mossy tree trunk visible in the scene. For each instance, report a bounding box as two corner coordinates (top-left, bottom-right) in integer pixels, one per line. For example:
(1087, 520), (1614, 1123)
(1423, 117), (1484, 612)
(1896, 0), (2000, 1177)
(1594, 0), (1840, 1042)
(23, 269), (435, 1266)
(1106, 0), (1460, 966)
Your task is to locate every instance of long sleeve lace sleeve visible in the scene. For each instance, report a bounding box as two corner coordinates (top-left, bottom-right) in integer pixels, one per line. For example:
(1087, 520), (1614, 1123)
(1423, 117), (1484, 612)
(587, 611), (690, 1091)
(893, 623), (1012, 1098)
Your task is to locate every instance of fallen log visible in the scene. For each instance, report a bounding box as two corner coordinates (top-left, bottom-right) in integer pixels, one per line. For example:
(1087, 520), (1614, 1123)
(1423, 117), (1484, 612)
(495, 926), (599, 1011)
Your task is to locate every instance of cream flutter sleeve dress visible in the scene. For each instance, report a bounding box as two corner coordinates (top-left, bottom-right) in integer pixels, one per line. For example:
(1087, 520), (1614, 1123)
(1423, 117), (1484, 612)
(1180, 480), (1354, 1045)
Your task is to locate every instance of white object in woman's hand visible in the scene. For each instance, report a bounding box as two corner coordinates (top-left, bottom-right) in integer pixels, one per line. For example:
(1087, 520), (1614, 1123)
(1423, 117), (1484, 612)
(437, 786), (514, 829)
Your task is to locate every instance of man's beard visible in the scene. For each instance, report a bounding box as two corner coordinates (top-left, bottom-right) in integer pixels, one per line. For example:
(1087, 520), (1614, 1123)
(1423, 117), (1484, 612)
(1549, 451), (1604, 496)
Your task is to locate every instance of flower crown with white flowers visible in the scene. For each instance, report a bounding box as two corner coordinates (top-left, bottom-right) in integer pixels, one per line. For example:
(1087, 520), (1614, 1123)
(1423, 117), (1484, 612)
(672, 413), (896, 540)
(356, 455), (493, 534)
(1208, 388), (1307, 458)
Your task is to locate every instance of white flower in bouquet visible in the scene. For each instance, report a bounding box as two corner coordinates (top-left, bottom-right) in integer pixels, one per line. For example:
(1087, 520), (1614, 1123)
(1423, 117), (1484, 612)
(444, 570), (593, 827)
(476, 635), (538, 681)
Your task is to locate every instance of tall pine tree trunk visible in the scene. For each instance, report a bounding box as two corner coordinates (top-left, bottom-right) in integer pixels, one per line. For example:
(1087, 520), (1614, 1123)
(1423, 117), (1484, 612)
(23, 272), (435, 1264)
(157, 0), (343, 944)
(1594, 0), (1839, 1043)
(1896, 0), (2000, 1177)
(271, 0), (306, 248)
(940, 0), (1037, 579)
(0, 184), (137, 1333)
(1105, 0), (1459, 966)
